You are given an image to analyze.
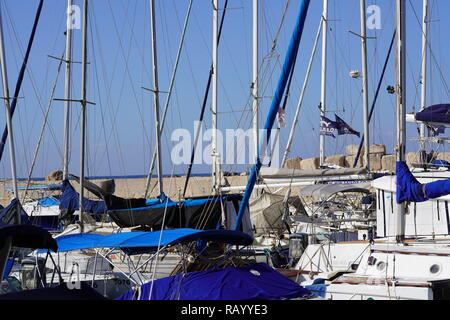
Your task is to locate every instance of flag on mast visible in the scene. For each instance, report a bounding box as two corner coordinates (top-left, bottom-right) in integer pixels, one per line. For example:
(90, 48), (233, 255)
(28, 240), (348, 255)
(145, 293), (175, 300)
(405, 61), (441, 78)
(320, 116), (337, 138)
(334, 115), (360, 137)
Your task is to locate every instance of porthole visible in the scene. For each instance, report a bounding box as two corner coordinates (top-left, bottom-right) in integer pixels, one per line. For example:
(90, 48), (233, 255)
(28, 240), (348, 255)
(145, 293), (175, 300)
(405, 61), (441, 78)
(430, 264), (441, 275)
(376, 261), (386, 271)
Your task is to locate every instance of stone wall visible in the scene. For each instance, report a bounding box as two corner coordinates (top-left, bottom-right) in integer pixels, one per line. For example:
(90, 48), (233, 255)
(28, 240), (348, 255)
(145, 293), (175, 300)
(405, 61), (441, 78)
(284, 144), (399, 173)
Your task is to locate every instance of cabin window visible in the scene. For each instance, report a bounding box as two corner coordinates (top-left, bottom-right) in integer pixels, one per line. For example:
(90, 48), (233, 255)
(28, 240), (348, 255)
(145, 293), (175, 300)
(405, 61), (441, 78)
(437, 201), (441, 221)
(390, 192), (394, 214)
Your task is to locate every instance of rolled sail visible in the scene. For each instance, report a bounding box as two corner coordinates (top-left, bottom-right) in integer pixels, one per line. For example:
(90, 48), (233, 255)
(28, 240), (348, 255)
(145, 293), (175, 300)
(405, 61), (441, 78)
(396, 161), (450, 203)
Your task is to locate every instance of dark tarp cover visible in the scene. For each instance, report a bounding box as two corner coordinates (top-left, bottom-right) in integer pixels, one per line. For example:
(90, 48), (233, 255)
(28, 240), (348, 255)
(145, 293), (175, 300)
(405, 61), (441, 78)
(0, 223), (57, 251)
(108, 195), (243, 230)
(116, 263), (311, 300)
(0, 199), (31, 225)
(107, 193), (179, 229)
(415, 104), (450, 124)
(397, 161), (450, 203)
(69, 174), (247, 231)
(68, 174), (147, 210)
(59, 180), (106, 216)
(0, 282), (107, 300)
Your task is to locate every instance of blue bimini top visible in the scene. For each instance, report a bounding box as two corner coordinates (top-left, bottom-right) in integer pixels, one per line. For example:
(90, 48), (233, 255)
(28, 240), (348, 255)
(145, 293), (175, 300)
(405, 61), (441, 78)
(46, 228), (253, 253)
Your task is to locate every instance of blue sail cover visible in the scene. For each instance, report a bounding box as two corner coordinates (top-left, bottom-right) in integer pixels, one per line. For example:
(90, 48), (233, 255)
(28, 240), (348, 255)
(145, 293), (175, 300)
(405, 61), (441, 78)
(397, 161), (450, 203)
(416, 104), (450, 124)
(116, 263), (311, 300)
(59, 180), (106, 215)
(45, 228), (253, 253)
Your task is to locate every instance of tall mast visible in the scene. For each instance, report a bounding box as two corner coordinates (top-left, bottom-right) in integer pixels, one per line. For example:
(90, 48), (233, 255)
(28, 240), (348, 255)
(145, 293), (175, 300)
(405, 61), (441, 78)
(419, 0), (428, 158)
(63, 0), (74, 181)
(143, 0), (193, 198)
(79, 0), (88, 231)
(0, 6), (19, 207)
(212, 0), (220, 192)
(252, 0), (259, 161)
(396, 0), (407, 244)
(360, 0), (370, 169)
(319, 0), (328, 166)
(150, 0), (163, 195)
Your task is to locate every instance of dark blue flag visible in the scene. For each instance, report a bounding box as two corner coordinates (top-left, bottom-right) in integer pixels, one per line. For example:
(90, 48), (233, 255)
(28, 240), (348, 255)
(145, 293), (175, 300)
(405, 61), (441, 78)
(334, 115), (360, 137)
(320, 116), (337, 138)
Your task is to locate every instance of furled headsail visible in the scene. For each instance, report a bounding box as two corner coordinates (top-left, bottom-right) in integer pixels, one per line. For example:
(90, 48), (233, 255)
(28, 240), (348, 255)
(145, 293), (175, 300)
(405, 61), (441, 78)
(396, 161), (450, 203)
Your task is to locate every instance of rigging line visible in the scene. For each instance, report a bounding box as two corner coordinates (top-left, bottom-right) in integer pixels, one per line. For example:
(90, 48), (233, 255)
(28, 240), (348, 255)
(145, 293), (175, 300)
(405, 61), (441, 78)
(89, 10), (112, 176)
(239, 0), (251, 81)
(181, 0), (230, 199)
(0, 0), (59, 164)
(282, 17), (323, 166)
(227, 58), (282, 175)
(268, 0), (291, 58)
(408, 0), (449, 98)
(227, 41), (287, 173)
(116, 0), (153, 82)
(268, 41), (298, 168)
(213, 1), (290, 174)
(106, 0), (151, 191)
(91, 3), (133, 180)
(2, 1), (63, 164)
(353, 31), (397, 168)
(4, 0), (62, 147)
(149, 161), (177, 301)
(143, 0), (193, 198)
(22, 51), (65, 203)
(102, 1), (141, 196)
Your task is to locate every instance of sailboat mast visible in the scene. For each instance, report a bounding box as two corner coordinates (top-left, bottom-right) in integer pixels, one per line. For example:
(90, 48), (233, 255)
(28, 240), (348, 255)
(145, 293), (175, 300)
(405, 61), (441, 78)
(143, 0), (193, 198)
(252, 0), (259, 161)
(0, 6), (19, 204)
(212, 0), (220, 192)
(79, 0), (89, 231)
(360, 0), (370, 169)
(419, 0), (428, 157)
(319, 0), (328, 166)
(63, 0), (73, 181)
(396, 0), (407, 243)
(150, 0), (163, 195)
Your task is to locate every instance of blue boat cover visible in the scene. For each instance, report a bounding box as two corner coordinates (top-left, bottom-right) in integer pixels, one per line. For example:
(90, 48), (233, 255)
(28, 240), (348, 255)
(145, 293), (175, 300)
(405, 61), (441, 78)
(2, 258), (14, 278)
(416, 104), (450, 124)
(116, 263), (311, 300)
(431, 160), (450, 168)
(38, 197), (60, 207)
(397, 161), (450, 203)
(59, 180), (106, 215)
(45, 228), (253, 253)
(0, 223), (57, 251)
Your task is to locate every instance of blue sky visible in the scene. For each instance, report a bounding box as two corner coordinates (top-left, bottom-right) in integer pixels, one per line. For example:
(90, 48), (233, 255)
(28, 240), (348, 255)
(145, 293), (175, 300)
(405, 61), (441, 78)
(0, 0), (449, 179)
